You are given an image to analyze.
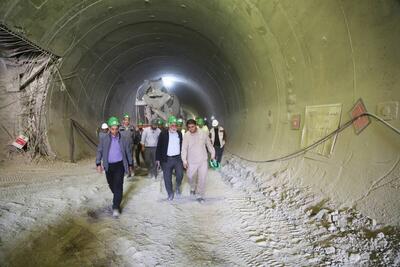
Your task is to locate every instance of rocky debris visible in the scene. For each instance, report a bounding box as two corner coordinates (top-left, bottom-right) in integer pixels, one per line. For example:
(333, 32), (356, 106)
(325, 246), (336, 255)
(0, 156), (399, 266)
(220, 154), (400, 266)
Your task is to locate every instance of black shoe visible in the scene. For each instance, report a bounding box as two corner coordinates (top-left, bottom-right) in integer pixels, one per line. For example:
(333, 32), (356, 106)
(190, 190), (196, 196)
(167, 195), (174, 201)
(197, 197), (205, 203)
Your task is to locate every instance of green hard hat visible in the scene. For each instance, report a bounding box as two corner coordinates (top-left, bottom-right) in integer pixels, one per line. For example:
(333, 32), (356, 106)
(123, 113), (130, 118)
(209, 159), (221, 170)
(157, 118), (165, 126)
(177, 118), (183, 126)
(168, 115), (177, 124)
(137, 120), (144, 126)
(107, 116), (120, 127)
(196, 117), (204, 126)
(151, 119), (158, 126)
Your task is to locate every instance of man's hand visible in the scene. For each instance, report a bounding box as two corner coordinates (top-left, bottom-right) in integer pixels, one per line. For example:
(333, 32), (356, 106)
(156, 161), (160, 168)
(96, 165), (103, 173)
(141, 144), (145, 153)
(183, 162), (188, 169)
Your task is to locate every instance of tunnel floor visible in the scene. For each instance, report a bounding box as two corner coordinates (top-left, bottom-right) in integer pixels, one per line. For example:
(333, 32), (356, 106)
(0, 157), (399, 266)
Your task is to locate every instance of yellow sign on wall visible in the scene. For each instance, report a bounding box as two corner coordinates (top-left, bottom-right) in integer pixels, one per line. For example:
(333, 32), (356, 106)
(301, 104), (342, 157)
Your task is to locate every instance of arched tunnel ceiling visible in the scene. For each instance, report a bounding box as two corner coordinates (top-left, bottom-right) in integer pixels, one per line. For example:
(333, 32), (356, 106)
(1, 0), (249, 127)
(1, 0), (400, 225)
(68, 22), (240, 119)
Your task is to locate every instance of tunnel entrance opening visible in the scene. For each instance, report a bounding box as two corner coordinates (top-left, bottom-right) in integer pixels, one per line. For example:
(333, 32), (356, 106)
(133, 74), (212, 125)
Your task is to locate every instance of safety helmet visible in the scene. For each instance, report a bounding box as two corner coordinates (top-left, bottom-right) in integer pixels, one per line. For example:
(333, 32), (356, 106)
(101, 123), (108, 129)
(196, 117), (204, 126)
(151, 119), (158, 126)
(107, 116), (120, 127)
(209, 159), (221, 170)
(168, 115), (177, 124)
(177, 118), (183, 126)
(123, 113), (130, 119)
(212, 119), (219, 127)
(137, 120), (144, 126)
(157, 118), (165, 126)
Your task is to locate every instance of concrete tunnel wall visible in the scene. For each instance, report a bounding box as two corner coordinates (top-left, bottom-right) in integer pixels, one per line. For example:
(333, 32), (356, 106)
(0, 0), (399, 225)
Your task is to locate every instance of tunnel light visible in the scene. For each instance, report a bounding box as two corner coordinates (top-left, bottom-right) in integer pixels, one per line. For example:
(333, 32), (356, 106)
(162, 76), (176, 88)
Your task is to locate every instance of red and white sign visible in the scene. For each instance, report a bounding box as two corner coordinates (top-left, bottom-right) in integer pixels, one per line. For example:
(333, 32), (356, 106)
(350, 99), (370, 135)
(12, 135), (28, 149)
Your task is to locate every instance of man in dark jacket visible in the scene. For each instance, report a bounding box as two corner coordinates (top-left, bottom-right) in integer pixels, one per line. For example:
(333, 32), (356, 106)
(120, 113), (135, 177)
(96, 116), (133, 218)
(133, 121), (145, 168)
(156, 115), (183, 201)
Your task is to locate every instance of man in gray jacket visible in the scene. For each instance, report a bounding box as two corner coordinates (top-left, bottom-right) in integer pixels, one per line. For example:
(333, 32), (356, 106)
(96, 116), (133, 218)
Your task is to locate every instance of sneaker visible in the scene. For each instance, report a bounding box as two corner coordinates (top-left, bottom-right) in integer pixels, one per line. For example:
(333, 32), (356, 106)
(197, 197), (205, 203)
(112, 209), (120, 218)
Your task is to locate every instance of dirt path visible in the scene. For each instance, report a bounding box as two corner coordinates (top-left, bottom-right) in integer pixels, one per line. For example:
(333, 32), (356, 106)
(0, 160), (262, 266)
(0, 158), (399, 266)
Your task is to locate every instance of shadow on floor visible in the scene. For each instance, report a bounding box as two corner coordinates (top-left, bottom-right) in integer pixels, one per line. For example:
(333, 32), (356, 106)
(0, 215), (122, 267)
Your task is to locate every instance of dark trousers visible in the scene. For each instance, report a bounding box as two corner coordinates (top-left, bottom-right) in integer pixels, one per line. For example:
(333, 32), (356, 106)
(105, 161), (125, 210)
(135, 144), (145, 166)
(144, 147), (157, 177)
(161, 156), (184, 197)
(215, 146), (224, 163)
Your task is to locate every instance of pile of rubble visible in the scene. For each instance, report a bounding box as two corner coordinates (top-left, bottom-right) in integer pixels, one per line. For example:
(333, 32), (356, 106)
(220, 155), (400, 266)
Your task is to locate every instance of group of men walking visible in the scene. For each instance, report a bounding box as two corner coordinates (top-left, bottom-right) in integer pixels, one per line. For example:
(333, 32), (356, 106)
(96, 114), (226, 218)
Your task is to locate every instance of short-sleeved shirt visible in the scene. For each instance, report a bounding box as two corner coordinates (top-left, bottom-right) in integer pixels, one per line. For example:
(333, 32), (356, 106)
(141, 127), (161, 147)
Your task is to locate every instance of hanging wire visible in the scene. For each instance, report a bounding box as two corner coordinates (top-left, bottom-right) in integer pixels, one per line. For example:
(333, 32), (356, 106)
(226, 113), (400, 163)
(0, 24), (58, 59)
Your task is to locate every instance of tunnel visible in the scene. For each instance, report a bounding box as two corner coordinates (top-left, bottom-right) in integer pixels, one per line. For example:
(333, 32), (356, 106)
(0, 0), (400, 266)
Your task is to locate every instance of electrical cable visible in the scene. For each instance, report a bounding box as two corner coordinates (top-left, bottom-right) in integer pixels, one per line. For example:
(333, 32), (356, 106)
(70, 119), (98, 149)
(226, 112), (400, 163)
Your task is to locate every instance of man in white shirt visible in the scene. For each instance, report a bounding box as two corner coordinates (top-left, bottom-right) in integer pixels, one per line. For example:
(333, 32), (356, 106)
(141, 119), (161, 179)
(182, 119), (215, 203)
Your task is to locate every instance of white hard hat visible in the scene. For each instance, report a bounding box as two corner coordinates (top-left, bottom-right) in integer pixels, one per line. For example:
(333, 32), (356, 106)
(101, 123), (108, 129)
(212, 119), (219, 127)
